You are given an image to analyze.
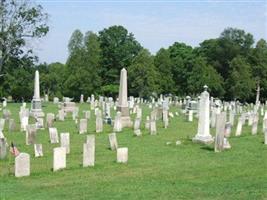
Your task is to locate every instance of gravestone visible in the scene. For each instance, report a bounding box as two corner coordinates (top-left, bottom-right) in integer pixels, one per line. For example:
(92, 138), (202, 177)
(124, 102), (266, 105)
(134, 129), (142, 136)
(117, 147), (128, 163)
(35, 118), (44, 129)
(150, 120), (157, 135)
(34, 144), (43, 157)
(251, 117), (258, 135)
(26, 124), (37, 145)
(0, 118), (5, 131)
(113, 112), (122, 132)
(20, 117), (29, 131)
(0, 138), (7, 159)
(49, 128), (59, 144)
(108, 133), (118, 151)
(84, 111), (91, 119)
(163, 110), (168, 128)
(188, 110), (193, 122)
(15, 153), (30, 177)
(46, 113), (55, 128)
(215, 112), (226, 152)
(133, 118), (141, 130)
(60, 133), (70, 154)
(145, 116), (150, 130)
(96, 111), (103, 133)
(8, 118), (16, 132)
(193, 85), (213, 144)
(53, 147), (66, 171)
(58, 110), (65, 121)
(83, 136), (95, 167)
(235, 117), (243, 136)
(79, 119), (87, 134)
(224, 122), (231, 137)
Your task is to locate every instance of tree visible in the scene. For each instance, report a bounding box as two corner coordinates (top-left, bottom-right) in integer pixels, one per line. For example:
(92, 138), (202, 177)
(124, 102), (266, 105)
(98, 25), (142, 85)
(128, 49), (159, 98)
(0, 0), (49, 73)
(168, 42), (194, 95)
(154, 48), (175, 94)
(249, 39), (267, 101)
(64, 30), (102, 100)
(186, 57), (224, 97)
(226, 56), (255, 101)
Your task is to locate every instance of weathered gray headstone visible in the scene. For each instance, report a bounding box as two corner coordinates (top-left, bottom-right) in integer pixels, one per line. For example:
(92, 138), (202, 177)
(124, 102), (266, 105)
(83, 137), (95, 167)
(0, 138), (7, 159)
(150, 120), (157, 135)
(113, 112), (122, 132)
(117, 147), (128, 163)
(224, 122), (231, 137)
(53, 147), (66, 171)
(79, 119), (87, 134)
(15, 153), (30, 177)
(235, 117), (243, 136)
(46, 113), (55, 128)
(108, 133), (118, 151)
(49, 128), (59, 144)
(58, 110), (65, 121)
(34, 144), (43, 157)
(215, 112), (226, 152)
(26, 124), (37, 145)
(8, 119), (16, 132)
(60, 133), (70, 154)
(96, 111), (103, 133)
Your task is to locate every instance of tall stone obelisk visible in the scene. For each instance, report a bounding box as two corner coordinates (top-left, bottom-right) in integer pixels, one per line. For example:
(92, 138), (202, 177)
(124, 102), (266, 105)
(117, 68), (132, 127)
(193, 85), (213, 144)
(30, 70), (44, 117)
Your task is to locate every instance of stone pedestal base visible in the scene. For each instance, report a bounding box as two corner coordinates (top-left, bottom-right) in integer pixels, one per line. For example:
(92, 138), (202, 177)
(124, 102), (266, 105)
(121, 116), (132, 128)
(31, 99), (44, 118)
(117, 106), (129, 116)
(30, 109), (44, 118)
(192, 134), (214, 144)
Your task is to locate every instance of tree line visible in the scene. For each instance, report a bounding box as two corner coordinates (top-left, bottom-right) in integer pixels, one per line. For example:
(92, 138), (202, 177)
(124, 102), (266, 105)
(1, 1), (267, 102)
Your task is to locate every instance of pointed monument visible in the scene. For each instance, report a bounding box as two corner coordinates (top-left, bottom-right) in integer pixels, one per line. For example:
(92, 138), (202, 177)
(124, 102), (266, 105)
(117, 68), (132, 127)
(30, 70), (44, 117)
(193, 85), (213, 144)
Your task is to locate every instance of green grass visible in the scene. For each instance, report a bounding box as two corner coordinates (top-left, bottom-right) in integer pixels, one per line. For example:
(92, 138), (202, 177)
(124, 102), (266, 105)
(0, 103), (267, 200)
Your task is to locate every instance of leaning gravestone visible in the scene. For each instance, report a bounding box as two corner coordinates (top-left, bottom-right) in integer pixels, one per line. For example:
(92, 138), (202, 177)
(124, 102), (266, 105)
(15, 153), (30, 177)
(49, 128), (59, 144)
(117, 147), (128, 163)
(26, 124), (37, 145)
(108, 133), (118, 151)
(53, 147), (66, 171)
(79, 119), (87, 134)
(60, 133), (70, 154)
(215, 112), (226, 152)
(34, 144), (43, 157)
(0, 138), (7, 159)
(83, 136), (95, 167)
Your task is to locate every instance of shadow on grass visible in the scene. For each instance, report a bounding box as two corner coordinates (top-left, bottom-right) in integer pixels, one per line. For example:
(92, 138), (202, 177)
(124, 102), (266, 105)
(200, 146), (214, 151)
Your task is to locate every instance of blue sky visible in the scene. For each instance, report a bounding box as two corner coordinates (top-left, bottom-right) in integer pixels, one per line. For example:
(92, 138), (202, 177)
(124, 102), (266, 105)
(35, 0), (267, 64)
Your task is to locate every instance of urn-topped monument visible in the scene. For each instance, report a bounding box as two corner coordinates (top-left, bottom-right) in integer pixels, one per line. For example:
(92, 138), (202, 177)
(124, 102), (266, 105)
(30, 70), (44, 117)
(192, 85), (213, 144)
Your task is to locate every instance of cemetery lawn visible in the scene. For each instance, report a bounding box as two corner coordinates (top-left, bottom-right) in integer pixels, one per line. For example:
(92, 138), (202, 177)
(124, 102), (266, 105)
(1, 103), (267, 200)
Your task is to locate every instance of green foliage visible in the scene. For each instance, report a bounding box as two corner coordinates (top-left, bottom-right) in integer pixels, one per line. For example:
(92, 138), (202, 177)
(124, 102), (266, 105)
(128, 49), (159, 98)
(98, 25), (142, 84)
(64, 31), (102, 100)
(154, 48), (175, 94)
(226, 56), (255, 101)
(0, 0), (49, 72)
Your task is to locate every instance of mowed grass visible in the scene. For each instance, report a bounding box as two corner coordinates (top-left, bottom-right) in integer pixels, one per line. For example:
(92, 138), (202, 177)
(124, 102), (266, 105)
(0, 102), (267, 200)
